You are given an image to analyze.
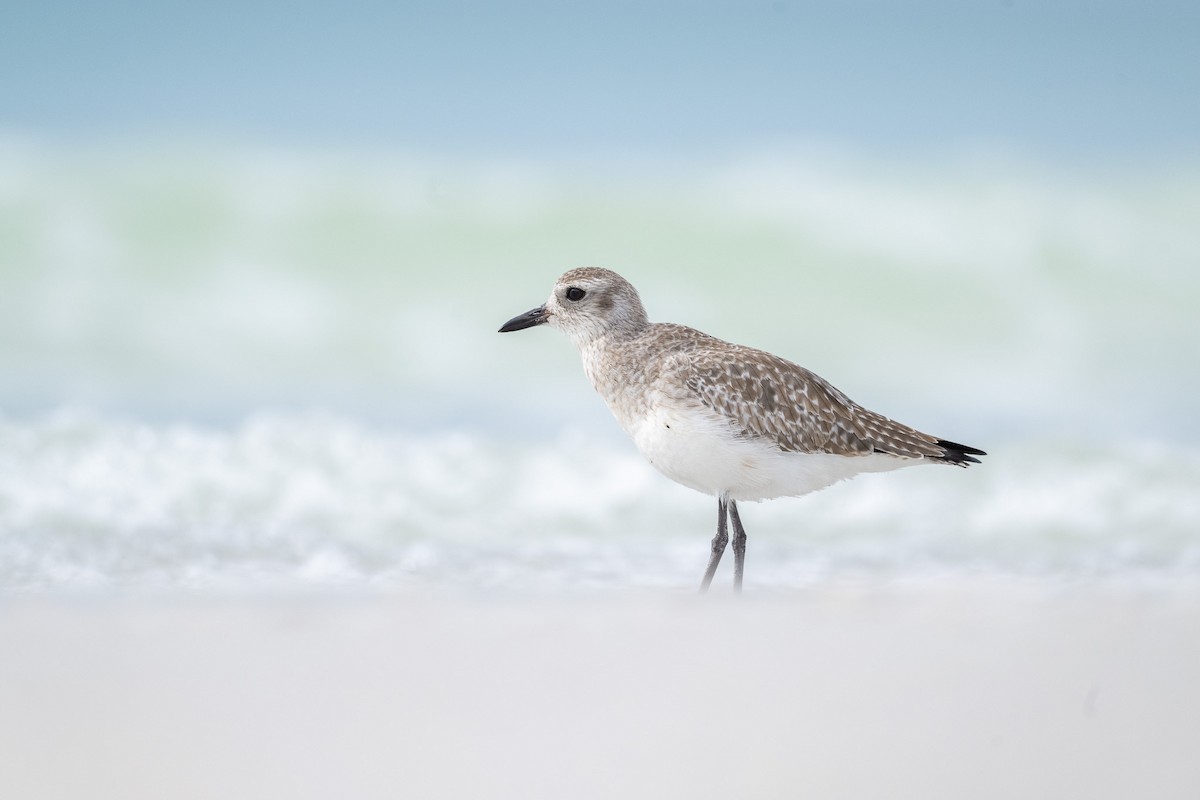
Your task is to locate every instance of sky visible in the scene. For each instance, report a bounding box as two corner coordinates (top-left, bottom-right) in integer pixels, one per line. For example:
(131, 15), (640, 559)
(2, 1), (1198, 160)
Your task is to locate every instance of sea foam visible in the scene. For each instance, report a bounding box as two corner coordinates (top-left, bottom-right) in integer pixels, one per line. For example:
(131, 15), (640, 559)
(2, 410), (1196, 592)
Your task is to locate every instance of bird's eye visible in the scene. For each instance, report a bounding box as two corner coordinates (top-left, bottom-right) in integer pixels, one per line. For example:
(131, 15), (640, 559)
(565, 287), (586, 302)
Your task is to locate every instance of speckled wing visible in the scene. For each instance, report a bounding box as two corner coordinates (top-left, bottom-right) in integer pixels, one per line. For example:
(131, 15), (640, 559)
(673, 343), (949, 460)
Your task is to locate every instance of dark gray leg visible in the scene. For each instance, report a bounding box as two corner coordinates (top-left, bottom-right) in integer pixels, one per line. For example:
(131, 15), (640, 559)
(699, 497), (729, 593)
(729, 500), (747, 593)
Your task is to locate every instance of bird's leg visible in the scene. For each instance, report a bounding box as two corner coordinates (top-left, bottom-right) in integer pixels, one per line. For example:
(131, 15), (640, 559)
(729, 500), (747, 593)
(699, 496), (729, 593)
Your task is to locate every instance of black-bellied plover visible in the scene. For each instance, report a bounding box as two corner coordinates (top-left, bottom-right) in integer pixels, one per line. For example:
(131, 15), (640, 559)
(499, 267), (985, 592)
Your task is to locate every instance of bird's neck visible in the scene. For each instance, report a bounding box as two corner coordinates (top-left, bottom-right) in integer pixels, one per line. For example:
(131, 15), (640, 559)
(579, 327), (645, 405)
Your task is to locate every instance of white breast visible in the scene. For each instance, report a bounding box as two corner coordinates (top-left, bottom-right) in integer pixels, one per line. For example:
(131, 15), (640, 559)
(626, 402), (919, 502)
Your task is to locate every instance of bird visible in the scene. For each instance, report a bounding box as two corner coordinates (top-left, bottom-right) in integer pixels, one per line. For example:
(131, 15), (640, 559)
(498, 267), (985, 592)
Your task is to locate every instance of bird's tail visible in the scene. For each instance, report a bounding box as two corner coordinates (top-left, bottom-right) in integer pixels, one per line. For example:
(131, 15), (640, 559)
(934, 438), (986, 466)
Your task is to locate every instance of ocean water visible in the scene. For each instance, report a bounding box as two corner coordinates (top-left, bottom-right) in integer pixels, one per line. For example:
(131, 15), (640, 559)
(2, 140), (1198, 592)
(2, 410), (1198, 592)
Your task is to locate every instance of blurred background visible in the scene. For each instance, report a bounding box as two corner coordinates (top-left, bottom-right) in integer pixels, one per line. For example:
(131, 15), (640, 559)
(1, 0), (1198, 590)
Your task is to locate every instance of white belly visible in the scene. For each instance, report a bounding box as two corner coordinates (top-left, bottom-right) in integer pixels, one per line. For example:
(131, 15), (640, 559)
(626, 403), (918, 502)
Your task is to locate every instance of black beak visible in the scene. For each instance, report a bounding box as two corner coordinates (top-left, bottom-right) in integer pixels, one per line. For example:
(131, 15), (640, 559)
(498, 305), (549, 333)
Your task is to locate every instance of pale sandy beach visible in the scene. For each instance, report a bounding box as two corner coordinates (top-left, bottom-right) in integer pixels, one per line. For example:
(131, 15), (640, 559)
(3, 582), (1198, 800)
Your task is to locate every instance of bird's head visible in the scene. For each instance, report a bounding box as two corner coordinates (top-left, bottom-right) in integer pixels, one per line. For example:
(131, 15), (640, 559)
(498, 267), (649, 348)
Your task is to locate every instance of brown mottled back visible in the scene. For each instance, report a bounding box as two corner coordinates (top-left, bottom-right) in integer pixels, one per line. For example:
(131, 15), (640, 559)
(644, 325), (954, 461)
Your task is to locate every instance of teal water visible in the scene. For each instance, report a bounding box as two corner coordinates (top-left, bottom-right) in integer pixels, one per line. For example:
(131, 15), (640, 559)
(2, 141), (1198, 590)
(3, 142), (1196, 435)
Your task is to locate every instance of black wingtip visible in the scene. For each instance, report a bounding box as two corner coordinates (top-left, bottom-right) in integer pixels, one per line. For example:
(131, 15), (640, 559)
(936, 438), (986, 465)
